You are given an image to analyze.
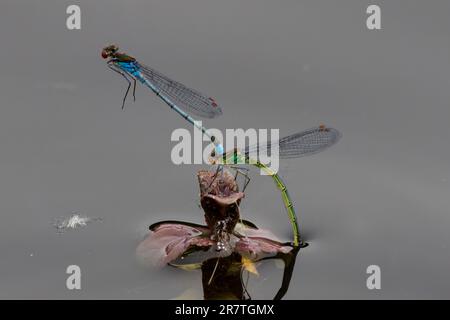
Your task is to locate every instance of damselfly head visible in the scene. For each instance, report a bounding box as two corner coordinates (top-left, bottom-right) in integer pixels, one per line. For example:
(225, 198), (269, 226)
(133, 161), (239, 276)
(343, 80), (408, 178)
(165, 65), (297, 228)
(209, 143), (224, 163)
(101, 44), (119, 59)
(215, 144), (224, 156)
(319, 123), (329, 132)
(209, 150), (218, 164)
(208, 156), (217, 165)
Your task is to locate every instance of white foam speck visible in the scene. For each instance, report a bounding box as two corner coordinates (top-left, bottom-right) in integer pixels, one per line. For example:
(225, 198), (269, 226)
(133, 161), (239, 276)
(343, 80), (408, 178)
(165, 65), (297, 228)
(53, 212), (102, 233)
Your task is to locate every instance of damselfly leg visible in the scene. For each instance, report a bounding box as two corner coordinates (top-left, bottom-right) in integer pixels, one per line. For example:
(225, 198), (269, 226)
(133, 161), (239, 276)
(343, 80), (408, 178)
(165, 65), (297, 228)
(206, 165), (251, 193)
(229, 166), (251, 193)
(205, 164), (224, 193)
(107, 62), (135, 110)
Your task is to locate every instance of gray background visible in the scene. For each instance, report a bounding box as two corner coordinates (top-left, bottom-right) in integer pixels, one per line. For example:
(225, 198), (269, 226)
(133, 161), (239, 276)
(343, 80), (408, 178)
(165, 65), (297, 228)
(0, 0), (449, 299)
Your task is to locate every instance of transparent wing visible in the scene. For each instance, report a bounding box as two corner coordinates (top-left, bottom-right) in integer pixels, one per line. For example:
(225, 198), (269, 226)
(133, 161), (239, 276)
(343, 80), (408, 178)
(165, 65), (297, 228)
(244, 126), (341, 159)
(137, 62), (222, 119)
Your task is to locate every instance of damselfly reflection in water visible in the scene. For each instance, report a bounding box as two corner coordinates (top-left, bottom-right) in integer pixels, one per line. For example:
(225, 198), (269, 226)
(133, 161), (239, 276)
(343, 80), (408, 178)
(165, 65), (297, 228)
(136, 169), (302, 300)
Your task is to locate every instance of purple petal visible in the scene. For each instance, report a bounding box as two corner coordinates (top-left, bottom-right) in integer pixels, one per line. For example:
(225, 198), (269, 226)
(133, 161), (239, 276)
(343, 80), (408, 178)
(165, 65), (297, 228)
(235, 237), (292, 259)
(238, 225), (283, 240)
(234, 224), (292, 259)
(136, 223), (212, 267)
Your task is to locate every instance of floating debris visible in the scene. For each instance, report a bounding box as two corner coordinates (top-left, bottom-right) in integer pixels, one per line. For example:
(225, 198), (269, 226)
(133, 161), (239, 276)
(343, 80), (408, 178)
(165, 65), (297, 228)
(242, 256), (259, 276)
(53, 212), (102, 233)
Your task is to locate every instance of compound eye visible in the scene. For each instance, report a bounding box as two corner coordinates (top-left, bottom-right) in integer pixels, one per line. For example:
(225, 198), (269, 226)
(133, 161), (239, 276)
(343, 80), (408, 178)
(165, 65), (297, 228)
(101, 50), (108, 59)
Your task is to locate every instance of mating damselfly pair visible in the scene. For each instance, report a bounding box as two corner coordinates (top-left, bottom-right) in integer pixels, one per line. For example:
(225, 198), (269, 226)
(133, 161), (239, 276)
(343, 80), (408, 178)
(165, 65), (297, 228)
(102, 44), (341, 247)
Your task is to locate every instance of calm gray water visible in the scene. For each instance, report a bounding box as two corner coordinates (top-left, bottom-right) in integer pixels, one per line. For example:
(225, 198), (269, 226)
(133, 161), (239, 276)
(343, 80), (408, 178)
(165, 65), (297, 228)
(0, 0), (449, 299)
